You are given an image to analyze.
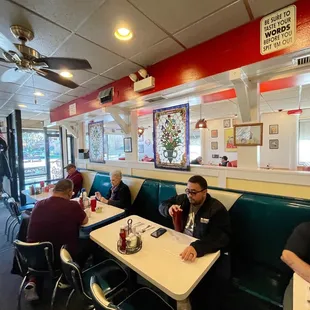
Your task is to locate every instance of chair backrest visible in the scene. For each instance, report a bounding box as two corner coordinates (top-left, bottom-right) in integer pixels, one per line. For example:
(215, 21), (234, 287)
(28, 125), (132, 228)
(60, 246), (85, 296)
(90, 275), (119, 310)
(13, 240), (54, 276)
(8, 198), (21, 219)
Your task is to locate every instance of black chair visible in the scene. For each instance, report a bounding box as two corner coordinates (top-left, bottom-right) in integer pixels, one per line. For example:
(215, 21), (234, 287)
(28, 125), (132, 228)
(6, 198), (21, 242)
(2, 193), (13, 235)
(13, 240), (62, 310)
(60, 246), (128, 309)
(90, 275), (174, 310)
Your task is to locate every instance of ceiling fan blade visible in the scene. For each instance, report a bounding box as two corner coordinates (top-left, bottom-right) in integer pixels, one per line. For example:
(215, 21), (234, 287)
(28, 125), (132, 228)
(36, 69), (79, 89)
(34, 57), (92, 70)
(0, 32), (22, 57)
(1, 68), (25, 83)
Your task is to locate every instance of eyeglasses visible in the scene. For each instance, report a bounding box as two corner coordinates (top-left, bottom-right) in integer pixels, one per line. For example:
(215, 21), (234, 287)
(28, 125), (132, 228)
(185, 188), (206, 196)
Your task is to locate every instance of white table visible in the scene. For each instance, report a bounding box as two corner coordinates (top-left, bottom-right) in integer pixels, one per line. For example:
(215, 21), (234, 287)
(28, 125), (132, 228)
(81, 202), (125, 230)
(22, 189), (51, 201)
(294, 273), (310, 310)
(90, 215), (220, 301)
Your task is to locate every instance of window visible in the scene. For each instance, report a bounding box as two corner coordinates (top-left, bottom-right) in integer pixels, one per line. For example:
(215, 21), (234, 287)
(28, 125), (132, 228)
(190, 130), (201, 161)
(22, 130), (47, 184)
(105, 134), (125, 160)
(299, 120), (310, 165)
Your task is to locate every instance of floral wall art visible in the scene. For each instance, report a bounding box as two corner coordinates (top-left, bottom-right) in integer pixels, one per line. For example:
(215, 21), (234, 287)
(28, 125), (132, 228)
(88, 121), (105, 163)
(153, 103), (190, 170)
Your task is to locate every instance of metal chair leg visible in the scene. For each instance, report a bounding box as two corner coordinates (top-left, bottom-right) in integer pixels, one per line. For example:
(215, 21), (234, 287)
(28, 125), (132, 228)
(66, 289), (75, 310)
(17, 276), (27, 310)
(50, 274), (62, 310)
(11, 222), (19, 243)
(7, 219), (16, 241)
(5, 215), (13, 235)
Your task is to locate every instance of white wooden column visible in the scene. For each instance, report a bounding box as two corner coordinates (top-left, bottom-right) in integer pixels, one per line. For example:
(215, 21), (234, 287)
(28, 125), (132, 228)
(125, 110), (138, 161)
(230, 68), (261, 169)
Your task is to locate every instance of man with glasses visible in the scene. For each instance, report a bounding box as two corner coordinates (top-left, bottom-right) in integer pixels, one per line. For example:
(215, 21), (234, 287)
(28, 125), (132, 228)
(159, 175), (231, 310)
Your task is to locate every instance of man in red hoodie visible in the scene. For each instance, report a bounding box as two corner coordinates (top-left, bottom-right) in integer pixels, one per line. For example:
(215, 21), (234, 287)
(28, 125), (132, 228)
(65, 164), (83, 198)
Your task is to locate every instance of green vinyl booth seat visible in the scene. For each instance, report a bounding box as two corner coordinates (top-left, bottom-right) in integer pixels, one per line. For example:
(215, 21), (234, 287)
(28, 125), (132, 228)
(81, 170), (310, 309)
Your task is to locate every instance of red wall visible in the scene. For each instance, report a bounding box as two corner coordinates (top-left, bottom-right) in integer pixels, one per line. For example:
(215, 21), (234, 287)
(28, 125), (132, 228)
(51, 0), (310, 122)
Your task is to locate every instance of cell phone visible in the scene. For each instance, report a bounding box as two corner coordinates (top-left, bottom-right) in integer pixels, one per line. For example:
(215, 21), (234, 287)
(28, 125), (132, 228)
(151, 228), (167, 238)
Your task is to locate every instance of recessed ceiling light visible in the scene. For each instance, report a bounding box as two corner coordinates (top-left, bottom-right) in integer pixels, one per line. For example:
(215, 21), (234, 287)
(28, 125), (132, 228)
(114, 28), (133, 41)
(33, 91), (44, 97)
(18, 104), (27, 108)
(60, 71), (73, 78)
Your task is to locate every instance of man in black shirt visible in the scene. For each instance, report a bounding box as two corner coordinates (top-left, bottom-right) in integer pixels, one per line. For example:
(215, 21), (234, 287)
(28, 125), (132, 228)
(159, 175), (231, 310)
(281, 222), (310, 310)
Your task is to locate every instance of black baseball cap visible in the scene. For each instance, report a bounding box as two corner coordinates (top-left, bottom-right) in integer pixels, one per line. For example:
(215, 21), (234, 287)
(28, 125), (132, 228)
(221, 156), (228, 161)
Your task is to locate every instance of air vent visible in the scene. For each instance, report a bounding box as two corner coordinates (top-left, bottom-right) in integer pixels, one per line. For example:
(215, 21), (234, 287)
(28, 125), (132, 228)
(145, 96), (165, 103)
(98, 87), (114, 104)
(293, 55), (310, 66)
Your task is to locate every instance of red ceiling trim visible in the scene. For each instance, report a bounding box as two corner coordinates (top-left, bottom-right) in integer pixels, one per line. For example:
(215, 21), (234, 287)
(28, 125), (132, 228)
(51, 0), (310, 122)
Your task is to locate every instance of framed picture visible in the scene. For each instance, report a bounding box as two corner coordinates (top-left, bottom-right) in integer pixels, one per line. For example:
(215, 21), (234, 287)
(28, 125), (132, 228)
(88, 121), (104, 163)
(223, 119), (231, 128)
(234, 123), (263, 146)
(269, 139), (279, 149)
(138, 144), (144, 153)
(269, 124), (279, 135)
(153, 103), (190, 171)
(211, 141), (218, 150)
(211, 130), (218, 138)
(124, 137), (132, 153)
(224, 128), (237, 152)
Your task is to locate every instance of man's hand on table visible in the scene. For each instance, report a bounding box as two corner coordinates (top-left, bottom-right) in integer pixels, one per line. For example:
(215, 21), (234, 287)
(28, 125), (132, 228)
(180, 246), (197, 262)
(168, 204), (182, 217)
(95, 191), (108, 204)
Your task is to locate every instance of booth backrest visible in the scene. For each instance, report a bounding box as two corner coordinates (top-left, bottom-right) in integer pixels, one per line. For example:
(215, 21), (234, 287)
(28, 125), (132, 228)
(80, 171), (97, 194)
(87, 172), (144, 204)
(175, 184), (241, 211)
(230, 194), (310, 273)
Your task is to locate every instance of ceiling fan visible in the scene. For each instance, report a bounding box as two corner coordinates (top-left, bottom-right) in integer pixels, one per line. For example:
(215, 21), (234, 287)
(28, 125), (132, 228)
(0, 25), (92, 89)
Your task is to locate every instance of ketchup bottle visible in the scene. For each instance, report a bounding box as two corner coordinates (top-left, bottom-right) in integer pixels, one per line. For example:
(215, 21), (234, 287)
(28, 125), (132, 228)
(119, 226), (127, 251)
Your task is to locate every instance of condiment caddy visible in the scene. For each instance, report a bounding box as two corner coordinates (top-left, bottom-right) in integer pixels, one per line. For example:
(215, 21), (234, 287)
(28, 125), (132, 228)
(117, 219), (142, 255)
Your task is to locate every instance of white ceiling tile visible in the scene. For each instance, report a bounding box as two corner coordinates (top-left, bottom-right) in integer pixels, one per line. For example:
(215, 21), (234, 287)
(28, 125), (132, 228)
(248, 0), (296, 19)
(130, 38), (184, 67)
(29, 113), (50, 121)
(14, 0), (104, 31)
(23, 74), (71, 93)
(81, 75), (113, 91)
(262, 87), (299, 101)
(175, 1), (250, 48)
(7, 102), (50, 112)
(268, 98), (298, 110)
(102, 61), (141, 80)
(0, 1), (71, 57)
(0, 91), (12, 100)
(48, 101), (63, 109)
(301, 101), (310, 109)
(66, 87), (92, 97)
(0, 108), (13, 116)
(0, 82), (20, 93)
(77, 0), (167, 58)
(53, 35), (124, 74)
(16, 86), (59, 100)
(9, 94), (48, 105)
(54, 94), (77, 103)
(129, 0), (236, 34)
